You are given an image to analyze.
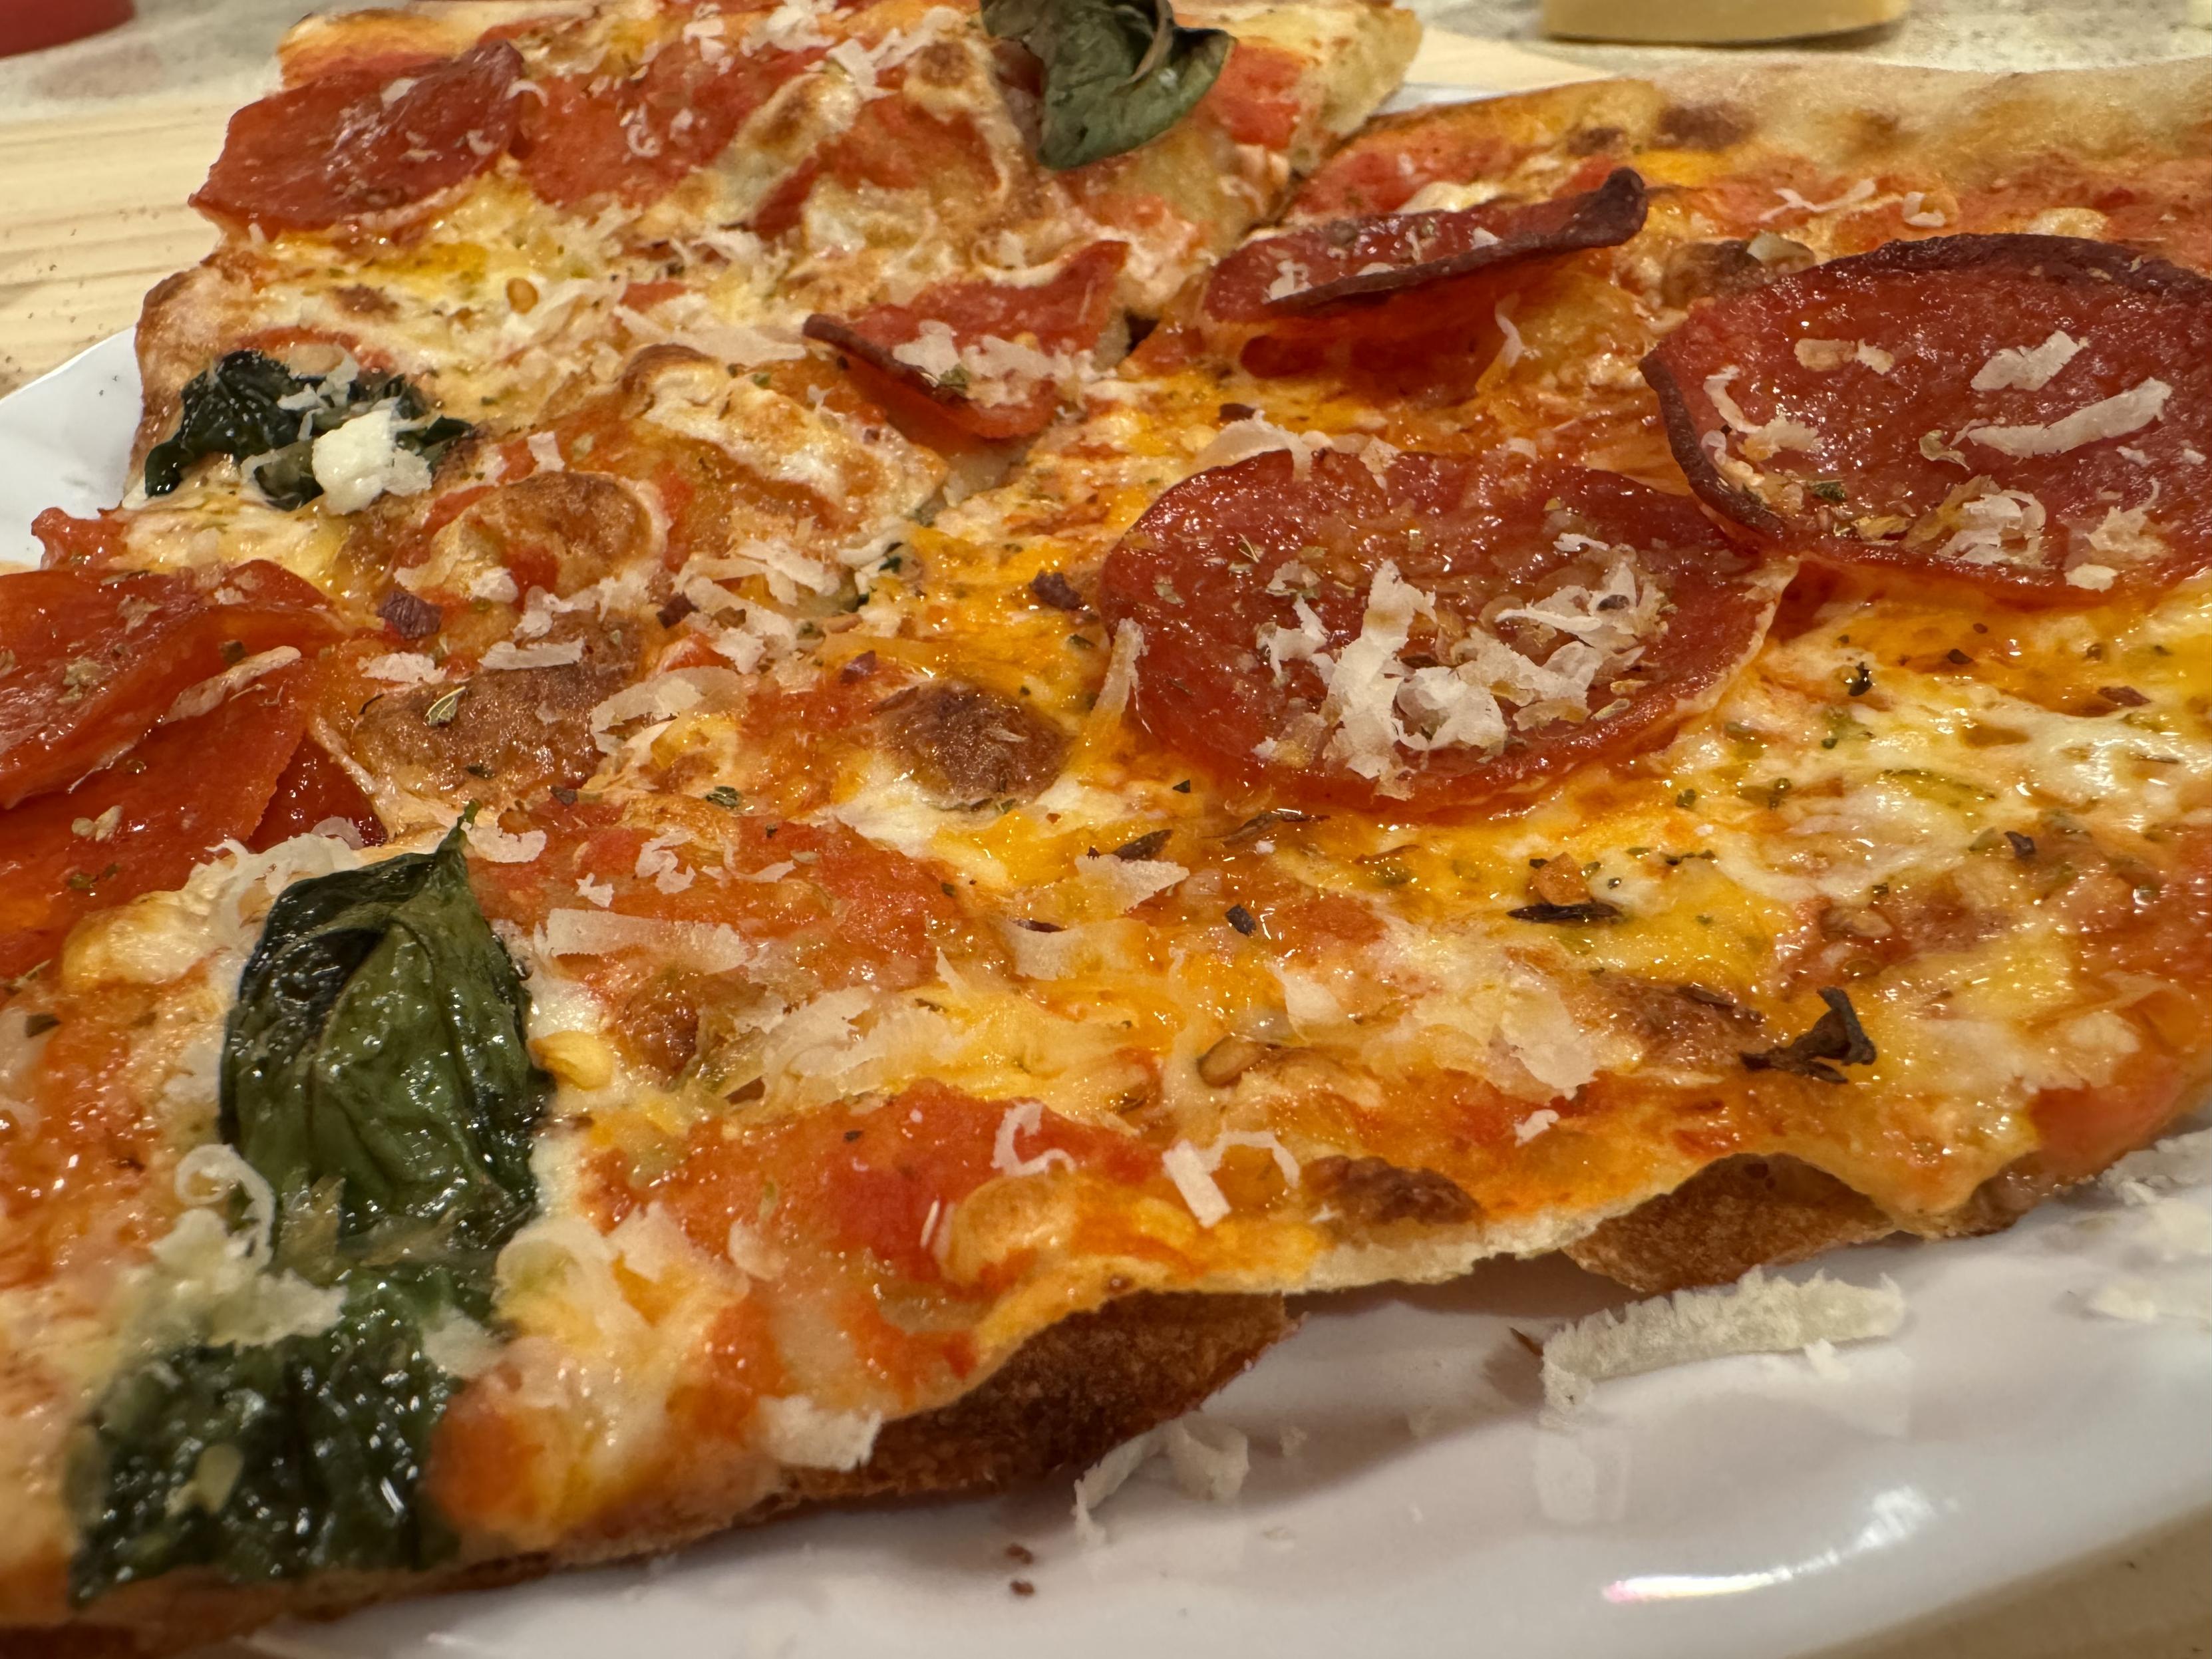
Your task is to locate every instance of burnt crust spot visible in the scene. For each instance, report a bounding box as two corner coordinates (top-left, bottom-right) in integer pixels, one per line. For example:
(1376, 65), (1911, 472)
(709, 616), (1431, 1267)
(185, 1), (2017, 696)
(1655, 100), (1750, 152)
(1565, 124), (1625, 157)
(1604, 976), (1766, 1070)
(377, 589), (442, 641)
(1658, 236), (1811, 309)
(1028, 570), (1086, 612)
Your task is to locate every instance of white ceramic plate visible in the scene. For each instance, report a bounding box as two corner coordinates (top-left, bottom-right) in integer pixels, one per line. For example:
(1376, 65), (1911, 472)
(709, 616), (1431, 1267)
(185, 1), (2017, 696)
(6, 334), (2209, 1659)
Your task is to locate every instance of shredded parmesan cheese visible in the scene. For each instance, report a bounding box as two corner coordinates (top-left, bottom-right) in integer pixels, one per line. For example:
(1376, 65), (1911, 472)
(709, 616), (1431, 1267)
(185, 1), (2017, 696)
(1961, 378), (2171, 457)
(482, 640), (585, 671)
(359, 652), (443, 686)
(755, 1396), (883, 1470)
(1971, 330), (2084, 392)
(1758, 178), (1876, 222)
(2101, 1129), (2212, 1195)
(1704, 368), (1820, 458)
(1071, 1413), (1250, 1545)
(1163, 1139), (1231, 1227)
(1494, 298), (1525, 367)
(1541, 1267), (1905, 1416)
(991, 1099), (1076, 1178)
(465, 820), (547, 865)
(539, 909), (752, 974)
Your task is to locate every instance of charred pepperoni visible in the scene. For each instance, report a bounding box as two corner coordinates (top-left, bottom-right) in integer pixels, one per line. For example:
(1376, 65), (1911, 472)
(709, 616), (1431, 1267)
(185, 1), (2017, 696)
(1644, 235), (2212, 602)
(1098, 448), (1786, 816)
(1205, 170), (1646, 321)
(194, 41), (522, 231)
(804, 241), (1129, 442)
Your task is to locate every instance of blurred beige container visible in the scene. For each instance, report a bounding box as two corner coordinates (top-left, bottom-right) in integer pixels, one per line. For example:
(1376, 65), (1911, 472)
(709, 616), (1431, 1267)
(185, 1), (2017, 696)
(1543, 0), (1910, 43)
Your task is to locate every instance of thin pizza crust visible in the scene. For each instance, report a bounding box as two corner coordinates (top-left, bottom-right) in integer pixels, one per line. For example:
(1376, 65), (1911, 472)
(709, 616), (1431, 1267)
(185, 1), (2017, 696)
(1322, 56), (2208, 247)
(8, 49), (2212, 1654)
(0, 1293), (1290, 1659)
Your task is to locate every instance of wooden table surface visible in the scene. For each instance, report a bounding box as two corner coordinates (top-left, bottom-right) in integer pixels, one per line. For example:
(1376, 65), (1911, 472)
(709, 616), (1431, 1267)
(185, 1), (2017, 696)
(0, 27), (2206, 1659)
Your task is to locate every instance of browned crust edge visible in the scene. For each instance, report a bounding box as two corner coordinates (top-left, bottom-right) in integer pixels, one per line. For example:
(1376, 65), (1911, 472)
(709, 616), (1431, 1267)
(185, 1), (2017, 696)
(2, 1292), (1292, 1659)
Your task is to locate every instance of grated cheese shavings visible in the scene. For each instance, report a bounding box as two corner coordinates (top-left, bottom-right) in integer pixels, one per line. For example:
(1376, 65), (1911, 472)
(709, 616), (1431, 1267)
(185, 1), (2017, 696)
(1071, 1412), (1250, 1545)
(1961, 378), (2171, 458)
(1541, 1266), (1904, 1416)
(992, 1099), (1076, 1178)
(1162, 1139), (1231, 1227)
(1971, 330), (2083, 392)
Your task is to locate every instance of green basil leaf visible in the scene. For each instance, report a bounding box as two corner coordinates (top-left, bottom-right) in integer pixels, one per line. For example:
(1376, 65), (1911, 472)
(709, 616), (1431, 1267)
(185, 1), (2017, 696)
(69, 1275), (460, 1604)
(71, 828), (545, 1603)
(143, 350), (470, 512)
(983, 0), (1231, 170)
(220, 822), (548, 1271)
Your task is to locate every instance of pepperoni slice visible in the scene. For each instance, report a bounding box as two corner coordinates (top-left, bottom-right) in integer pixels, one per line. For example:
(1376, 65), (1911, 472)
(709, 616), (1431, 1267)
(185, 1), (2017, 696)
(249, 740), (388, 852)
(748, 96), (999, 241)
(803, 241), (1130, 442)
(1643, 235), (2212, 602)
(1098, 448), (1785, 816)
(29, 507), (127, 571)
(0, 663), (318, 979)
(194, 41), (522, 231)
(518, 39), (816, 210)
(0, 563), (333, 810)
(1205, 169), (1647, 322)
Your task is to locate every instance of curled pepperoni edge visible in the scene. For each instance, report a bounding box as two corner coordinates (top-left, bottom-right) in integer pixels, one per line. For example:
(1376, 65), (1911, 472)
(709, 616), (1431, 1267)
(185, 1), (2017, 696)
(800, 315), (1049, 442)
(192, 39), (523, 232)
(1641, 233), (2212, 599)
(1099, 448), (1793, 819)
(1211, 168), (1648, 323)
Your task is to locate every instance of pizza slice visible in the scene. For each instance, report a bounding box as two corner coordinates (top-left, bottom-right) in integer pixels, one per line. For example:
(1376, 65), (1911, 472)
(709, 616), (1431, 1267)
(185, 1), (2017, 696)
(14, 0), (1417, 949)
(877, 55), (2212, 1290)
(6, 52), (2211, 1659)
(125, 0), (1417, 502)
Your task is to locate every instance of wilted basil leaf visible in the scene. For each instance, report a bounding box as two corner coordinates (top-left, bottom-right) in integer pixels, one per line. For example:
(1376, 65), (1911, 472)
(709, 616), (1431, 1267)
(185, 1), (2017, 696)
(144, 350), (469, 511)
(69, 1275), (460, 1604)
(983, 0), (1232, 170)
(71, 828), (542, 1604)
(220, 822), (548, 1272)
(1741, 987), (1877, 1085)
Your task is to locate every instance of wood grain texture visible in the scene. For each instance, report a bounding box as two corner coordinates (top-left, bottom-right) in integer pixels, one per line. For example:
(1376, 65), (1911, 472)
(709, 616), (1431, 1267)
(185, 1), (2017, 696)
(0, 99), (225, 395)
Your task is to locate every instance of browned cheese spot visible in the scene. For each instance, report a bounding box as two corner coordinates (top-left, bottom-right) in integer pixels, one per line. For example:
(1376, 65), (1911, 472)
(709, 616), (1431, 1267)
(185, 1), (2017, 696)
(1307, 1154), (1478, 1227)
(347, 618), (637, 804)
(881, 681), (1070, 807)
(1659, 237), (1814, 309)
